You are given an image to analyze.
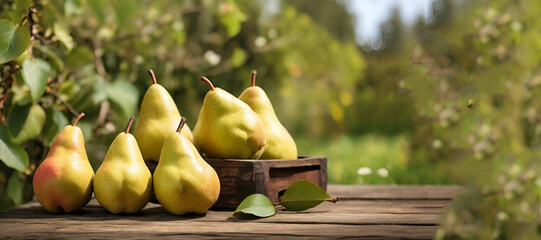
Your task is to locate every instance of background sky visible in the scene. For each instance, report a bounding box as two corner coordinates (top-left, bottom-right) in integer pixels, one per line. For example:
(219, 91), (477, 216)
(347, 0), (433, 44)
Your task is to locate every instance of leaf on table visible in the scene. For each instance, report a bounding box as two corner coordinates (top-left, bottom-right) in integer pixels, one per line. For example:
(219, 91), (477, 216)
(0, 125), (29, 171)
(21, 58), (51, 102)
(280, 180), (338, 211)
(8, 103), (46, 144)
(233, 193), (276, 218)
(0, 19), (30, 64)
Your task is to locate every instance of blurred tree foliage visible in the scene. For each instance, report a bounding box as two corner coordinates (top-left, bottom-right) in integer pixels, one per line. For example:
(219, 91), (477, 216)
(283, 0), (356, 43)
(400, 0), (541, 238)
(0, 0), (363, 210)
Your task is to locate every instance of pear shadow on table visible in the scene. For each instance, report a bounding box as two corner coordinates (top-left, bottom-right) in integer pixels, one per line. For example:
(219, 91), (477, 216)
(1, 205), (206, 221)
(137, 205), (208, 221)
(85, 205), (208, 222)
(276, 210), (329, 214)
(226, 215), (262, 221)
(209, 206), (240, 212)
(224, 208), (330, 222)
(1, 205), (101, 220)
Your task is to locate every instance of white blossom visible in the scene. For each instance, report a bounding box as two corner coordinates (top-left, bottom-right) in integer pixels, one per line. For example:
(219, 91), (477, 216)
(254, 36), (267, 47)
(357, 167), (372, 176)
(377, 168), (389, 178)
(204, 50), (221, 66)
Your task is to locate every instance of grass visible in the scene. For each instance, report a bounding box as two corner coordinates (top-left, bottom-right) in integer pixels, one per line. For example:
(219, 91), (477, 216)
(296, 134), (448, 185)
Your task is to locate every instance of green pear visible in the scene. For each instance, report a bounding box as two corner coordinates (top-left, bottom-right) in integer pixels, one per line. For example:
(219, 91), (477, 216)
(134, 69), (193, 162)
(239, 71), (298, 159)
(94, 116), (152, 214)
(154, 118), (220, 215)
(193, 76), (267, 159)
(33, 113), (94, 213)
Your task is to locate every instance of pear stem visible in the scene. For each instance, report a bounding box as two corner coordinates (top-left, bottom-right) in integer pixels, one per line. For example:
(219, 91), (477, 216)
(125, 116), (135, 134)
(200, 76), (215, 91)
(176, 117), (187, 133)
(72, 112), (85, 126)
(251, 70), (257, 87)
(148, 69), (158, 85)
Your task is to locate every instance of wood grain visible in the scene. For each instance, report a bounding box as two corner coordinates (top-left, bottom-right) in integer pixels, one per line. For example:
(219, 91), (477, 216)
(0, 184), (460, 239)
(328, 185), (462, 200)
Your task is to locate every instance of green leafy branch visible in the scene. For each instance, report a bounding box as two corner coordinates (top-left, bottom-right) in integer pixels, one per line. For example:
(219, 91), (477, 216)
(233, 180), (339, 218)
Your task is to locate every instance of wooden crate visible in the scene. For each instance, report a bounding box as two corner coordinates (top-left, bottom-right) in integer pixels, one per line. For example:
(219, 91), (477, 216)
(204, 156), (327, 208)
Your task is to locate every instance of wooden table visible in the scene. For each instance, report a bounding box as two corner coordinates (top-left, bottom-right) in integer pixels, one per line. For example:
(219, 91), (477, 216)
(0, 185), (461, 239)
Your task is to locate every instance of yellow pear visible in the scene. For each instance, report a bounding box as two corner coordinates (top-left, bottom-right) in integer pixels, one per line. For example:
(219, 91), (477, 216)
(193, 76), (267, 159)
(238, 71), (298, 159)
(33, 113), (94, 213)
(134, 69), (193, 162)
(154, 118), (220, 215)
(94, 117), (152, 214)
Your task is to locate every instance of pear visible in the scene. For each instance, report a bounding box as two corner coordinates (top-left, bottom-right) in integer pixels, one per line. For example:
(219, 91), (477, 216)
(154, 118), (220, 215)
(239, 71), (298, 159)
(193, 76), (267, 159)
(32, 113), (94, 213)
(134, 69), (193, 162)
(94, 117), (152, 214)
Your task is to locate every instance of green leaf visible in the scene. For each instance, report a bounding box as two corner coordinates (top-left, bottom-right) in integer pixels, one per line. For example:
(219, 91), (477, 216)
(15, 0), (33, 12)
(0, 195), (15, 211)
(0, 19), (30, 64)
(43, 106), (69, 146)
(234, 193), (276, 218)
(219, 13), (242, 38)
(64, 0), (83, 16)
(280, 180), (336, 211)
(113, 0), (141, 26)
(8, 103), (46, 144)
(89, 0), (108, 24)
(218, 1), (246, 38)
(105, 79), (139, 118)
(0, 125), (29, 171)
(91, 74), (108, 103)
(21, 58), (51, 102)
(171, 21), (186, 45)
(231, 48), (247, 67)
(53, 23), (75, 50)
(0, 171), (6, 196)
(42, 2), (62, 30)
(78, 122), (93, 143)
(6, 172), (24, 205)
(8, 81), (31, 106)
(36, 45), (65, 71)
(66, 46), (93, 68)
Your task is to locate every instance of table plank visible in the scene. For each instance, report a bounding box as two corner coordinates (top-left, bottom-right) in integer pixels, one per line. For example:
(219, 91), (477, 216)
(0, 221), (438, 239)
(329, 184), (462, 200)
(0, 184), (460, 239)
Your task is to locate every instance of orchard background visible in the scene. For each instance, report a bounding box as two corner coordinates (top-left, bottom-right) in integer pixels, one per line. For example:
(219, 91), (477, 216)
(1, 0), (540, 238)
